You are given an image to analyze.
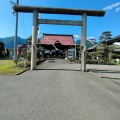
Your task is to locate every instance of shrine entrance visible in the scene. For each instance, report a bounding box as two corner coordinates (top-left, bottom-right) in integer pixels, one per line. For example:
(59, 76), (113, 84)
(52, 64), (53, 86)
(13, 5), (105, 71)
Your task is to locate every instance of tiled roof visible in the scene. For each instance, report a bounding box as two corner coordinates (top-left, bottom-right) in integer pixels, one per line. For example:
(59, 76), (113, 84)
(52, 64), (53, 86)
(105, 35), (120, 45)
(40, 34), (75, 46)
(17, 44), (28, 48)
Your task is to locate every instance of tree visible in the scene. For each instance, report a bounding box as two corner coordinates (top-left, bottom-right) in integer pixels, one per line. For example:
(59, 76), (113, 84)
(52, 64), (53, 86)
(37, 46), (45, 58)
(5, 48), (10, 58)
(87, 51), (97, 60)
(107, 45), (115, 61)
(96, 43), (115, 63)
(26, 36), (32, 44)
(0, 42), (4, 50)
(26, 35), (42, 44)
(0, 42), (5, 58)
(20, 51), (31, 61)
(99, 31), (112, 42)
(98, 31), (113, 63)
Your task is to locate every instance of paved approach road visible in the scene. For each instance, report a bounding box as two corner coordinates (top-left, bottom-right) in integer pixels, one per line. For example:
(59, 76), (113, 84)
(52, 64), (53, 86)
(0, 59), (120, 120)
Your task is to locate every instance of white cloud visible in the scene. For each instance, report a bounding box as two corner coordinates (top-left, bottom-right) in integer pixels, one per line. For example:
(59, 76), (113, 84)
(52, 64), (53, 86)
(103, 2), (120, 11)
(116, 7), (120, 12)
(87, 37), (95, 40)
(114, 2), (120, 7)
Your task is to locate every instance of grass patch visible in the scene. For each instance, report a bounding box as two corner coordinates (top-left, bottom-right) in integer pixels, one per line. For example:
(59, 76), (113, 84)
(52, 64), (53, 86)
(0, 60), (27, 75)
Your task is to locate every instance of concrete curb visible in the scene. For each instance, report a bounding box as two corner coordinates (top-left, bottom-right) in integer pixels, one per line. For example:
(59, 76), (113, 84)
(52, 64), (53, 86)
(16, 60), (46, 75)
(16, 68), (30, 75)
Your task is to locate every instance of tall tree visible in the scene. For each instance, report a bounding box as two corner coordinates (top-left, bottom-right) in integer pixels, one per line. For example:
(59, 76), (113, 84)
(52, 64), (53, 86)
(99, 31), (112, 42)
(26, 35), (42, 44)
(98, 31), (114, 63)
(26, 36), (32, 44)
(0, 42), (5, 58)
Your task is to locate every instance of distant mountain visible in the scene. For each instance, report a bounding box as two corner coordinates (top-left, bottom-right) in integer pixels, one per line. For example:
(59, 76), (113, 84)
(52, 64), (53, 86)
(0, 36), (26, 49)
(75, 39), (98, 48)
(0, 36), (98, 49)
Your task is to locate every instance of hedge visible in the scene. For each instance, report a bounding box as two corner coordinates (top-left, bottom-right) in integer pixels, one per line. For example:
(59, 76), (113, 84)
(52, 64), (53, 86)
(26, 59), (45, 67)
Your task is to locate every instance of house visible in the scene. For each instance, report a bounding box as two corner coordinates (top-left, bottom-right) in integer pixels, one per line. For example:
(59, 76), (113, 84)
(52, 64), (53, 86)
(17, 44), (30, 55)
(40, 33), (75, 58)
(104, 35), (120, 45)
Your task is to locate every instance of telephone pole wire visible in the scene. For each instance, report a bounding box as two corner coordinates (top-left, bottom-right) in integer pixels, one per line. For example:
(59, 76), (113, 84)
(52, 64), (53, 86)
(14, 0), (19, 62)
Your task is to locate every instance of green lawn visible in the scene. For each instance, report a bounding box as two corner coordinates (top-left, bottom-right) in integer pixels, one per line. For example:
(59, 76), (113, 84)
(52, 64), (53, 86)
(0, 60), (27, 75)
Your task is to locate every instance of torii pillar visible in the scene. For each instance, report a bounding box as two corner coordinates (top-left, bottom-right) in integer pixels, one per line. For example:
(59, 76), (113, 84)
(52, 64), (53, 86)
(81, 13), (87, 71)
(31, 10), (38, 70)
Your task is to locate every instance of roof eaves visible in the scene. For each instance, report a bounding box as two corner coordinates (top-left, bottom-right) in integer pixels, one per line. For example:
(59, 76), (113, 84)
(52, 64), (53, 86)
(87, 43), (100, 50)
(43, 33), (73, 37)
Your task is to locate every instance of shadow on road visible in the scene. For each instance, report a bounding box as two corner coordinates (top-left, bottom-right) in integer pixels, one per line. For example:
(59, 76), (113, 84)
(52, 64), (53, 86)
(88, 69), (120, 74)
(36, 68), (80, 71)
(88, 69), (120, 80)
(101, 77), (120, 80)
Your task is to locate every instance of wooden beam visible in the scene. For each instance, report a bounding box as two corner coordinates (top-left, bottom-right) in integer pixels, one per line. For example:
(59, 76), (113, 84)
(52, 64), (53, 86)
(38, 19), (82, 26)
(13, 5), (105, 17)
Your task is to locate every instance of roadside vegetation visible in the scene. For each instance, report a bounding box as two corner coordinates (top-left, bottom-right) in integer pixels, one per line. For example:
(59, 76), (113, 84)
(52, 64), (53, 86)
(0, 36), (45, 75)
(0, 60), (27, 75)
(74, 31), (120, 65)
(118, 61), (120, 65)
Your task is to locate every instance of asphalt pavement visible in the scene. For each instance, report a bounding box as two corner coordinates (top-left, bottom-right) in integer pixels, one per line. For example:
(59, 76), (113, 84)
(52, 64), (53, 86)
(0, 58), (120, 120)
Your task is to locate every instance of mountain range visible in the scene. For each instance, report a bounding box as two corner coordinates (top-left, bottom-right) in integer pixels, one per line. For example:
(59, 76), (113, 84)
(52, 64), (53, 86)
(0, 36), (26, 49)
(0, 36), (96, 49)
(75, 39), (97, 48)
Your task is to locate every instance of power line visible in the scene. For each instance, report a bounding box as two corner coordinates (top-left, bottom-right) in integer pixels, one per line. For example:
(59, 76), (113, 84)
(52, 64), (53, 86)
(19, 0), (25, 37)
(33, 0), (40, 6)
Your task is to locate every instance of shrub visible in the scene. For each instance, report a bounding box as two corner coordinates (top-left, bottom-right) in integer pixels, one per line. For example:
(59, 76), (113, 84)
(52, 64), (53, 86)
(118, 60), (120, 65)
(26, 61), (31, 67)
(26, 59), (45, 67)
(86, 60), (99, 64)
(86, 60), (108, 64)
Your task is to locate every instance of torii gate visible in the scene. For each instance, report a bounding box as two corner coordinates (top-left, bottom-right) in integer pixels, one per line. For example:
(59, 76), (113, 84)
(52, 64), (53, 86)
(13, 5), (105, 72)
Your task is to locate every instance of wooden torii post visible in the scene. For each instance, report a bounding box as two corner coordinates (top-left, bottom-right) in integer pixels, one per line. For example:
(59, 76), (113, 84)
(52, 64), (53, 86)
(13, 5), (105, 72)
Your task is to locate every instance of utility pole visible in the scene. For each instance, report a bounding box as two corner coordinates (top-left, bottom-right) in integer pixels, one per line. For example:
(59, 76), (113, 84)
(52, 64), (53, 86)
(14, 0), (19, 62)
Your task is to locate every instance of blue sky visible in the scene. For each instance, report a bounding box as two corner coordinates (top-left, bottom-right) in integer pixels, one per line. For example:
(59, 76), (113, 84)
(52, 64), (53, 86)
(0, 0), (120, 42)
